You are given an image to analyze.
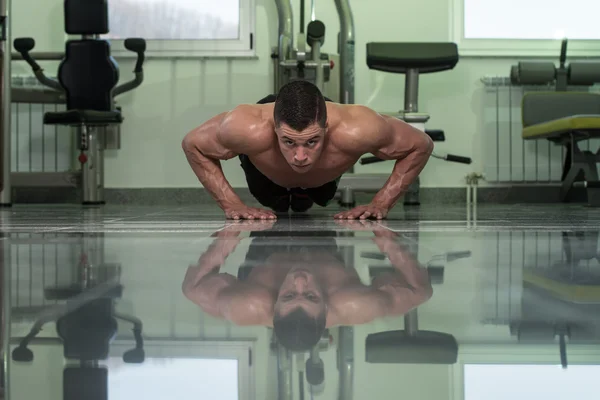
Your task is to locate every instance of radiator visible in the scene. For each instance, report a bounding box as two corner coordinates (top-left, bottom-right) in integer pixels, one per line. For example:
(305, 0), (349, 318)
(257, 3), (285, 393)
(480, 230), (600, 326)
(10, 76), (73, 174)
(481, 77), (600, 183)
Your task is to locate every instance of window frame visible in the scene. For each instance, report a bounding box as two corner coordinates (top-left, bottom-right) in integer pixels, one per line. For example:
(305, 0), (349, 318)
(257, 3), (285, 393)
(109, 340), (256, 400)
(450, 344), (600, 400)
(449, 0), (600, 57)
(107, 0), (256, 59)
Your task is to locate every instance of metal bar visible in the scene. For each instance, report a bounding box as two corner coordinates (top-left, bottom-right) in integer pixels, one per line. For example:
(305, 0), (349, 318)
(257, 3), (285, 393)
(274, 0), (294, 92)
(496, 86), (499, 181)
(54, 104), (58, 171)
(1, 237), (10, 400)
(509, 85), (512, 181)
(11, 51), (63, 61)
(28, 103), (32, 172)
(15, 103), (19, 172)
(0, 0), (11, 205)
(42, 104), (45, 171)
(334, 0), (355, 105)
(10, 171), (80, 187)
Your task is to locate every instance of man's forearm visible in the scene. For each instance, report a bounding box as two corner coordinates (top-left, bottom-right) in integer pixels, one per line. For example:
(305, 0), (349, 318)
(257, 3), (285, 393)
(371, 145), (432, 209)
(183, 145), (244, 209)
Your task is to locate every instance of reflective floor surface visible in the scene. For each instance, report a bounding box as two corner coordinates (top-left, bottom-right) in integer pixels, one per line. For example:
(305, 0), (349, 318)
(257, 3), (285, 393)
(2, 203), (600, 400)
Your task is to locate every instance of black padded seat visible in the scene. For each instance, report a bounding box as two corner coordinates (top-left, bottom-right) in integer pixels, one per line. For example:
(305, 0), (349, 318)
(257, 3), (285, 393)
(367, 42), (459, 74)
(44, 110), (122, 126)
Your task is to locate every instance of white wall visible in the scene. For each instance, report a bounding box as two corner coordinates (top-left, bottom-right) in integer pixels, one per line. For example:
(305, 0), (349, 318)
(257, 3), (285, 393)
(10, 0), (523, 189)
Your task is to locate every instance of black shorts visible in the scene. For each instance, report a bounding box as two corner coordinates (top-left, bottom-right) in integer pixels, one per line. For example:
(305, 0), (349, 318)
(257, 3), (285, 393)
(239, 94), (339, 211)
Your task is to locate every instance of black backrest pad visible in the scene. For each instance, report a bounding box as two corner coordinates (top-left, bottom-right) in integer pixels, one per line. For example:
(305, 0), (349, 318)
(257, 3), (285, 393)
(367, 42), (459, 74)
(522, 92), (600, 127)
(65, 0), (109, 35)
(59, 40), (118, 111)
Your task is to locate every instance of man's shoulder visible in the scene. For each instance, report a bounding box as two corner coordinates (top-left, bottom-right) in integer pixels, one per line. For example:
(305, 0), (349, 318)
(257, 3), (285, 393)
(219, 104), (275, 154)
(329, 104), (389, 152)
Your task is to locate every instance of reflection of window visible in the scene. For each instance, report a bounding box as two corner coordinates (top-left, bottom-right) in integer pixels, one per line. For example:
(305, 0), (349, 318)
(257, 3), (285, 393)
(108, 340), (254, 400)
(106, 357), (239, 400)
(451, 0), (600, 56)
(105, 0), (255, 57)
(464, 364), (600, 400)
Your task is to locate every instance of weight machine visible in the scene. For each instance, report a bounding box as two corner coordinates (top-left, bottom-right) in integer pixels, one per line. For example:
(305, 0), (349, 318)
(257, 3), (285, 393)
(272, 0), (354, 103)
(1, 0), (146, 206)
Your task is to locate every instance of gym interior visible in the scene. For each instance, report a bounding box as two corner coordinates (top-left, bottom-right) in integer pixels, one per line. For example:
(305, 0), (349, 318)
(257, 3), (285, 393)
(1, 0), (600, 399)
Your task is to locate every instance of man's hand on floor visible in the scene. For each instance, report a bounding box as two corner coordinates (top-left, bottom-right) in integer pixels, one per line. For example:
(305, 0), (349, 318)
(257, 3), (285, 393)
(223, 204), (277, 220)
(334, 202), (389, 220)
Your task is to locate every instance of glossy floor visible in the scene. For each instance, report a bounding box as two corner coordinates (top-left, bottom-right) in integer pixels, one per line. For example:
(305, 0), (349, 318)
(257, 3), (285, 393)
(2, 203), (600, 400)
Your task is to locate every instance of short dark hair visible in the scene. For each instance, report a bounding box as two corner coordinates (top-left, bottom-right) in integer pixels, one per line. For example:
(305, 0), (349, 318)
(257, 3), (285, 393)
(274, 80), (327, 131)
(273, 307), (326, 352)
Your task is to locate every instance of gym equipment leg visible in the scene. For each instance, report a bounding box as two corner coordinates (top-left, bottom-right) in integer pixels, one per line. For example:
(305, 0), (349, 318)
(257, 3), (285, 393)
(79, 126), (105, 205)
(560, 138), (600, 206)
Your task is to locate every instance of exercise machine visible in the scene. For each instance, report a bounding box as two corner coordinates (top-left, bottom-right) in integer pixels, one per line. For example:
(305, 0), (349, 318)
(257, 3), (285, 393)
(338, 42), (472, 207)
(10, 0), (147, 205)
(273, 0), (355, 104)
(511, 39), (600, 207)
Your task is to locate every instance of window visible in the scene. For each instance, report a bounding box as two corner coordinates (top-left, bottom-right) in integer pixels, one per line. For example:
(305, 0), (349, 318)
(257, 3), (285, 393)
(452, 345), (600, 400)
(105, 0), (255, 58)
(464, 364), (600, 400)
(108, 340), (255, 400)
(450, 0), (600, 56)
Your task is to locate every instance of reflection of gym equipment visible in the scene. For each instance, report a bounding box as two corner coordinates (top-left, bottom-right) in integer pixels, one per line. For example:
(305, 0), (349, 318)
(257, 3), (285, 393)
(273, 0), (354, 102)
(338, 42), (472, 207)
(512, 230), (600, 369)
(363, 249), (472, 364)
(524, 231), (600, 304)
(510, 39), (600, 207)
(12, 0), (146, 205)
(12, 286), (145, 400)
(9, 228), (145, 400)
(12, 280), (145, 400)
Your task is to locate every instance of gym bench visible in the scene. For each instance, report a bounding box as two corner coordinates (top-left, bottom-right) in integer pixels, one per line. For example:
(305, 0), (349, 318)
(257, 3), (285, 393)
(512, 39), (600, 207)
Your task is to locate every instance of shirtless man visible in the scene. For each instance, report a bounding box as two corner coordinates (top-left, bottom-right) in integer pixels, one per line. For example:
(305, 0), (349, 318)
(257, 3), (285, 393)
(182, 80), (433, 220)
(182, 220), (432, 351)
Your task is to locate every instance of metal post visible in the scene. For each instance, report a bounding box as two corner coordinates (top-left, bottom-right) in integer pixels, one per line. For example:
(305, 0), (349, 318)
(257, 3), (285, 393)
(334, 0), (355, 176)
(404, 310), (419, 336)
(277, 344), (294, 400)
(275, 0), (294, 92)
(1, 214), (11, 400)
(312, 41), (324, 91)
(0, 0), (11, 206)
(338, 327), (354, 400)
(404, 69), (419, 113)
(334, 0), (354, 105)
(81, 127), (104, 205)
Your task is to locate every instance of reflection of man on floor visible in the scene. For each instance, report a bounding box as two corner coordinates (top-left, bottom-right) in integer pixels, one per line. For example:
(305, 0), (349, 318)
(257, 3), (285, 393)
(182, 220), (432, 351)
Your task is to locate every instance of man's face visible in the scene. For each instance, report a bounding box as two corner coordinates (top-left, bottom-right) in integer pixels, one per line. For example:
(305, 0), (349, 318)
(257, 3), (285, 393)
(275, 268), (326, 319)
(275, 123), (326, 173)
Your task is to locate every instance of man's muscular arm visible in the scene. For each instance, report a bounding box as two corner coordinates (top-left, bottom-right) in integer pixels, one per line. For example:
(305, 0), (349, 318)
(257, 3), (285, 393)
(182, 232), (272, 326)
(182, 107), (274, 218)
(336, 107), (433, 218)
(369, 110), (433, 210)
(327, 228), (432, 326)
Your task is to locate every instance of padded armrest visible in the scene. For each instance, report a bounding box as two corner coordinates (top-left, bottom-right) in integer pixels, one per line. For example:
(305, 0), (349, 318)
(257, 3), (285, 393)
(44, 109), (122, 126)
